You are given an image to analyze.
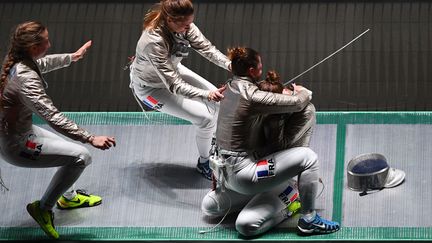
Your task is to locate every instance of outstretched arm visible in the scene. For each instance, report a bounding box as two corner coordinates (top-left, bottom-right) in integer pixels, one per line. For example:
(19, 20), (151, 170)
(186, 23), (231, 71)
(19, 74), (92, 143)
(249, 85), (312, 115)
(36, 41), (92, 74)
(145, 41), (212, 99)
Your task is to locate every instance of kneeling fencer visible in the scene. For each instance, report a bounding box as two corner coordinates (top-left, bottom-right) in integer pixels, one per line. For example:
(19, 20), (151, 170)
(201, 47), (340, 236)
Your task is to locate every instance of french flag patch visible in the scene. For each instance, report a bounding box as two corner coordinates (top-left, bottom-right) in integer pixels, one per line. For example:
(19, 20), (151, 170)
(255, 158), (275, 179)
(142, 96), (163, 110)
(278, 185), (299, 206)
(26, 140), (37, 150)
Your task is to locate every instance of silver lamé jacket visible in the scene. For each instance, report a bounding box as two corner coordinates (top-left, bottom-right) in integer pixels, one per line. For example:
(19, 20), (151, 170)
(216, 76), (313, 155)
(131, 23), (230, 98)
(0, 54), (92, 147)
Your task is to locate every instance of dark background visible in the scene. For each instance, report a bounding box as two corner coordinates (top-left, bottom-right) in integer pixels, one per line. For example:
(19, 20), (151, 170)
(1, 0), (431, 111)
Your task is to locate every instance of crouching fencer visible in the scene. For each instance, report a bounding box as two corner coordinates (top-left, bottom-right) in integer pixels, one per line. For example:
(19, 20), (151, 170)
(129, 0), (231, 180)
(201, 47), (340, 236)
(0, 21), (116, 239)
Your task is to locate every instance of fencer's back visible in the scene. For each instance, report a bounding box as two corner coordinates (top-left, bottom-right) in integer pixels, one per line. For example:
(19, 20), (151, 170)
(0, 63), (36, 139)
(216, 76), (265, 153)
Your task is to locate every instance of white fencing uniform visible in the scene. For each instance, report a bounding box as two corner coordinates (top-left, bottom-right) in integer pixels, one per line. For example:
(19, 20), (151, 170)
(130, 23), (230, 159)
(130, 64), (218, 158)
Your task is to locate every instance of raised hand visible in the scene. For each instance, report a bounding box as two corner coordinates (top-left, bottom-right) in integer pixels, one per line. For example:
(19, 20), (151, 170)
(72, 40), (92, 62)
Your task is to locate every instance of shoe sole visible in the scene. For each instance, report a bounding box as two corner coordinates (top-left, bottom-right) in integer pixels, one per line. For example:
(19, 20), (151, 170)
(297, 225), (340, 235)
(56, 200), (102, 210)
(26, 204), (59, 239)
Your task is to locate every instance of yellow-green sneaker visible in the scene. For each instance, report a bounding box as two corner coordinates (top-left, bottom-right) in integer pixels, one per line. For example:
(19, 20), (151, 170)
(26, 201), (59, 239)
(56, 189), (102, 210)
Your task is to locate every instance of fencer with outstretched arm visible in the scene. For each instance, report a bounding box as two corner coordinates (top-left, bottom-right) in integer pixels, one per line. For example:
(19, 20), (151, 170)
(0, 21), (116, 239)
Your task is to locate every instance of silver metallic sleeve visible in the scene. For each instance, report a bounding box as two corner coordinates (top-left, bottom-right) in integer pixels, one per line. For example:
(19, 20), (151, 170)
(18, 72), (92, 143)
(186, 23), (231, 70)
(248, 85), (312, 115)
(36, 54), (72, 74)
(145, 40), (211, 98)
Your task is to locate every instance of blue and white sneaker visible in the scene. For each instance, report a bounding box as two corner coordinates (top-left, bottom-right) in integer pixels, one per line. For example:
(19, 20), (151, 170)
(297, 213), (340, 234)
(196, 158), (212, 180)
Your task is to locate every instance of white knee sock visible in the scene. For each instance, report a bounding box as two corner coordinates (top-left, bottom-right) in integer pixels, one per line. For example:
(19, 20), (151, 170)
(302, 210), (317, 222)
(199, 156), (209, 164)
(62, 190), (77, 200)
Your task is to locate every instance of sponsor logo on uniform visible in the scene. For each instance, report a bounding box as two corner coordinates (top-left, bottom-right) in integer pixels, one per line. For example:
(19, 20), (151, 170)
(256, 158), (275, 179)
(142, 95), (164, 110)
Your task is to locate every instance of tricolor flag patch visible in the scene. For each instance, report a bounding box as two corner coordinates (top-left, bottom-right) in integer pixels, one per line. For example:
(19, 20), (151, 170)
(142, 95), (164, 110)
(20, 134), (43, 159)
(25, 140), (37, 150)
(255, 158), (275, 179)
(278, 185), (299, 207)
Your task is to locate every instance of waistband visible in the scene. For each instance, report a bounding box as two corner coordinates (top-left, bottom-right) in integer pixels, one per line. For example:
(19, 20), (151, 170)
(219, 149), (248, 157)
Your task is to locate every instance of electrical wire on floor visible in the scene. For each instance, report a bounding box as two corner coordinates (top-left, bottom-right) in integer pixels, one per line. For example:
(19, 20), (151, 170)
(199, 192), (232, 234)
(0, 167), (9, 192)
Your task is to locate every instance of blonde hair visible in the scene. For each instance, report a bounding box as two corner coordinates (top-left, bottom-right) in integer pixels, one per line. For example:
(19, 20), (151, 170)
(1, 21), (46, 95)
(143, 0), (194, 30)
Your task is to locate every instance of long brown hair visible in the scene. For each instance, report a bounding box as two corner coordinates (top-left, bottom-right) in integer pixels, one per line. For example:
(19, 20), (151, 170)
(227, 47), (260, 77)
(1, 21), (46, 94)
(143, 0), (194, 30)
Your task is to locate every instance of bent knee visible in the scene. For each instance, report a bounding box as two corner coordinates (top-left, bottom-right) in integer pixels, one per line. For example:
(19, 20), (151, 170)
(192, 105), (218, 130)
(201, 191), (228, 217)
(195, 115), (217, 130)
(235, 216), (263, 237)
(76, 147), (92, 166)
(302, 148), (318, 170)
